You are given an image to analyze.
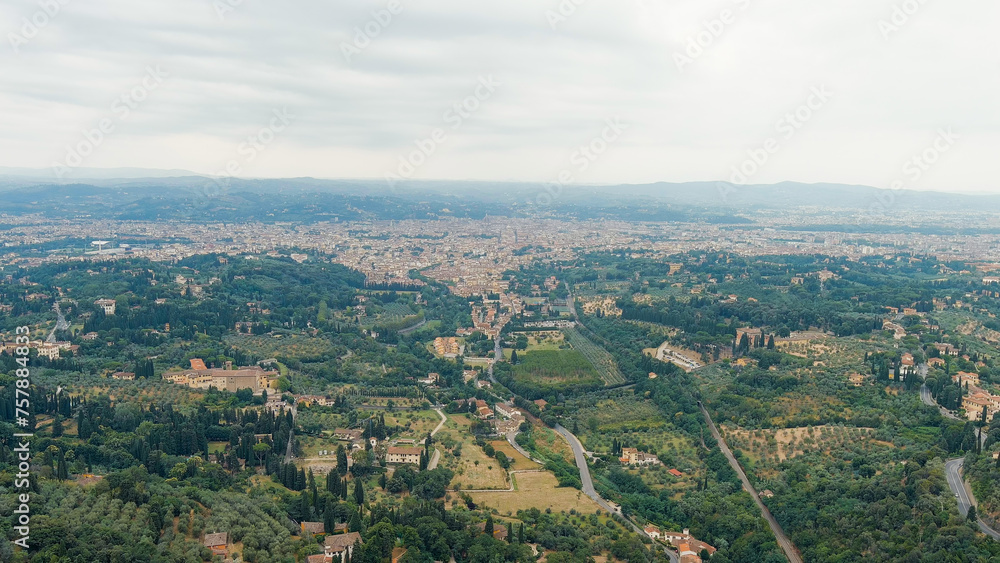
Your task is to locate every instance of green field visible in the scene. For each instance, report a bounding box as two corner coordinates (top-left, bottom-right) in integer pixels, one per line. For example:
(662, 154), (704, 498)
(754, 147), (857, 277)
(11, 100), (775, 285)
(563, 327), (626, 386)
(500, 349), (603, 397)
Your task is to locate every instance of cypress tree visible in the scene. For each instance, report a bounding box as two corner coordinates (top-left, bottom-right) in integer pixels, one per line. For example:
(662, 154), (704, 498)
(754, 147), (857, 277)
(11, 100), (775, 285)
(354, 479), (365, 505)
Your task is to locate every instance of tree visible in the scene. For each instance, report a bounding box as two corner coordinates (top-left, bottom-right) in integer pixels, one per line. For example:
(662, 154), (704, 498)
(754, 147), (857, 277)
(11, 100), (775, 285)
(253, 442), (271, 467)
(485, 515), (494, 536)
(968, 505), (978, 522)
(354, 479), (365, 505)
(56, 450), (69, 480)
(337, 445), (349, 476)
(510, 350), (518, 364)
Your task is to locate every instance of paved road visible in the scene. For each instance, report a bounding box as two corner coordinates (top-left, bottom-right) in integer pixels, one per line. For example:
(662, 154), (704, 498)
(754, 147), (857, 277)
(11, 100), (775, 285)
(700, 403), (803, 563)
(398, 318), (428, 335)
(425, 409), (448, 470)
(554, 424), (679, 563)
(945, 458), (1000, 540)
(919, 363), (959, 420)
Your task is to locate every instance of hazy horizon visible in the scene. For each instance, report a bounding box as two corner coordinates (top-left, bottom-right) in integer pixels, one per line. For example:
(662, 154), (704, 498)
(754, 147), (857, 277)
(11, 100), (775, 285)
(3, 0), (998, 193)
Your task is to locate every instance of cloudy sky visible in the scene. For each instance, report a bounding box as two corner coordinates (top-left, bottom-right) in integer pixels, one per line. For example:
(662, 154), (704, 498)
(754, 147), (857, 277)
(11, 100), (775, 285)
(2, 0), (998, 192)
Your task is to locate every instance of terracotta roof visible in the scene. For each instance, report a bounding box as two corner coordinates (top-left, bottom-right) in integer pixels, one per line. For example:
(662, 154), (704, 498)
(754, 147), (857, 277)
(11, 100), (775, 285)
(204, 532), (228, 547)
(325, 532), (362, 551)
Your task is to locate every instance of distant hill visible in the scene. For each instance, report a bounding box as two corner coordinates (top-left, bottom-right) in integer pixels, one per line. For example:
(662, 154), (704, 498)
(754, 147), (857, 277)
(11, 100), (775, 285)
(1, 169), (997, 221)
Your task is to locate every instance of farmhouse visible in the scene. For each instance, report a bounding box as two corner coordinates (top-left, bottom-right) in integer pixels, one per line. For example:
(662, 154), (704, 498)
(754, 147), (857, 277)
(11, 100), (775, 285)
(661, 529), (716, 563)
(325, 532), (363, 563)
(203, 532), (229, 556)
(301, 522), (325, 535)
(621, 448), (660, 466)
(386, 446), (422, 465)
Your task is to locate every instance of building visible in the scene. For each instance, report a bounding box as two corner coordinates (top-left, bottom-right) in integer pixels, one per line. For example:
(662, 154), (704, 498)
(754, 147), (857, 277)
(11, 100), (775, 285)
(111, 371), (135, 381)
(621, 448), (660, 466)
(334, 428), (364, 443)
(164, 359), (277, 395)
(899, 353), (916, 376)
(95, 298), (116, 315)
(475, 522), (508, 541)
(954, 371), (981, 387)
(325, 532), (363, 563)
(494, 403), (520, 419)
(661, 529), (716, 563)
(301, 522), (325, 535)
(644, 525), (662, 540)
(735, 327), (763, 346)
(386, 447), (422, 465)
(203, 532), (228, 557)
(934, 343), (960, 356)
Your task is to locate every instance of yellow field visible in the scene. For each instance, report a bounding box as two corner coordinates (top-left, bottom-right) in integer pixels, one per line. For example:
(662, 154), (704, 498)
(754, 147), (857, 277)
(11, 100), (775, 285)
(470, 471), (600, 515)
(451, 441), (510, 490)
(437, 414), (511, 490)
(489, 440), (540, 471)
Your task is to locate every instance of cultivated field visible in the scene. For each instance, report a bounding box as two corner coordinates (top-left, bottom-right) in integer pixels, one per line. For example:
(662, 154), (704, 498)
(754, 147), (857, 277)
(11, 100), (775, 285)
(437, 415), (511, 491)
(724, 424), (878, 464)
(564, 327), (626, 386)
(489, 440), (540, 471)
(469, 471), (601, 515)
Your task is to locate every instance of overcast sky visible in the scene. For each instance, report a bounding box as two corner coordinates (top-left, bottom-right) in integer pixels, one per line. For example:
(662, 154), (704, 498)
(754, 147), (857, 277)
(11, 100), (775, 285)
(2, 0), (998, 192)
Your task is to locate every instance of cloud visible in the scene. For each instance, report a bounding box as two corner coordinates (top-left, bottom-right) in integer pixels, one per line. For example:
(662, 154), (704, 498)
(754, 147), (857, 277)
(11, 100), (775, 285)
(1, 0), (998, 191)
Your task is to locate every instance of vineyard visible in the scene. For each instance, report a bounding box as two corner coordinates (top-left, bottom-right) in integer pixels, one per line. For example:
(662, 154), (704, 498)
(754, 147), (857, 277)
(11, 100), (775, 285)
(564, 327), (626, 386)
(494, 349), (603, 399)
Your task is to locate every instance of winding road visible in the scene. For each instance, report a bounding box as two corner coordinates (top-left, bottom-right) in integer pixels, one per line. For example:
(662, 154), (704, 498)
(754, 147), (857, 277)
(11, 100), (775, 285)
(700, 402), (803, 563)
(426, 408), (448, 470)
(945, 457), (1000, 540)
(554, 424), (679, 563)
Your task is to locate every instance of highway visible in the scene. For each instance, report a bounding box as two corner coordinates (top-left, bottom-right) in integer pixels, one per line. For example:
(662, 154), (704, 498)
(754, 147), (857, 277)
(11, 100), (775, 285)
(945, 458), (1000, 540)
(700, 403), (803, 563)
